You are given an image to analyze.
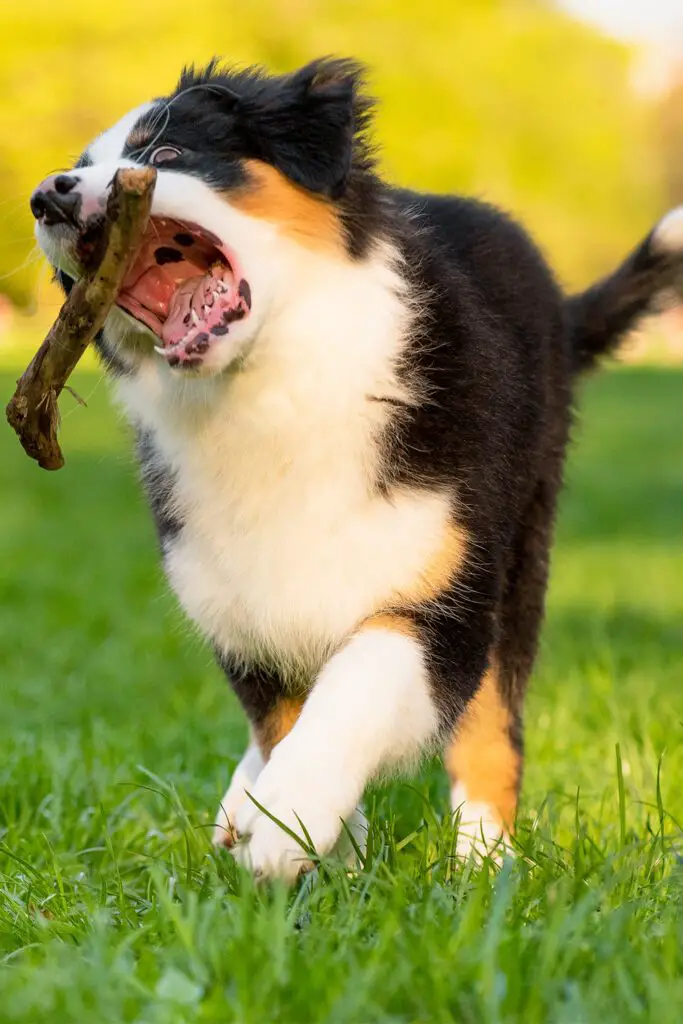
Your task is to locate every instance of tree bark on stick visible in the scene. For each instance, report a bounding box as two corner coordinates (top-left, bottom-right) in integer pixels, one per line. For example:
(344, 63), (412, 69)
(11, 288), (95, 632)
(6, 166), (157, 470)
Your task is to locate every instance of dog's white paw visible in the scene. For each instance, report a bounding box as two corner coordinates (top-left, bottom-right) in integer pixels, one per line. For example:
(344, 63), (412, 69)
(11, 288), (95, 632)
(451, 783), (510, 864)
(212, 742), (265, 848)
(231, 741), (358, 881)
(333, 805), (368, 868)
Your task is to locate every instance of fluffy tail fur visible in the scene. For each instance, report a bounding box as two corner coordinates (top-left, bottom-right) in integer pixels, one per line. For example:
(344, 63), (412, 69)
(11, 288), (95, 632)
(567, 207), (683, 373)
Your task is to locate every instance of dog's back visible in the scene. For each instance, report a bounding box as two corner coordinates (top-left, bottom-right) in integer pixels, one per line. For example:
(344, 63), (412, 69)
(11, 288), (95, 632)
(31, 57), (683, 878)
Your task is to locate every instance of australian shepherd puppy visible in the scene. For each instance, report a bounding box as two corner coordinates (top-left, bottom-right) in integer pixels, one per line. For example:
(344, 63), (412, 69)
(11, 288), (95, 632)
(31, 58), (683, 880)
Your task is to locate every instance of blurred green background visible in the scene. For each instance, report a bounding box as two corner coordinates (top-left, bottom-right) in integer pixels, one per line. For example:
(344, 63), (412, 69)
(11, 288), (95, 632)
(1, 6), (683, 1017)
(1, 0), (682, 334)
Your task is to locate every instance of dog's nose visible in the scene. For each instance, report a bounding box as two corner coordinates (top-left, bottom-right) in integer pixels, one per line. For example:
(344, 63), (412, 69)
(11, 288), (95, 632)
(30, 190), (63, 224)
(53, 174), (79, 195)
(30, 174), (81, 226)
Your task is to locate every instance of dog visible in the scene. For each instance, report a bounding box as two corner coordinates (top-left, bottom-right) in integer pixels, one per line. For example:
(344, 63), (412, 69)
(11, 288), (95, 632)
(30, 57), (683, 880)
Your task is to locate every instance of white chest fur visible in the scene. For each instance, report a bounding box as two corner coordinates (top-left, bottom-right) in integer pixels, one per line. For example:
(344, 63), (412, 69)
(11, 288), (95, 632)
(114, 241), (453, 681)
(119, 368), (452, 681)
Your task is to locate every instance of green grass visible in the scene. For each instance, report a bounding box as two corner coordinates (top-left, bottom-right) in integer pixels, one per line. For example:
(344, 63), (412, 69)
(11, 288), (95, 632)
(1, 364), (682, 1023)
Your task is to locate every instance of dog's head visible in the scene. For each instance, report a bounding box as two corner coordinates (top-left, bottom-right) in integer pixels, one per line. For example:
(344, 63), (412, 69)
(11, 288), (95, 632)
(31, 58), (377, 376)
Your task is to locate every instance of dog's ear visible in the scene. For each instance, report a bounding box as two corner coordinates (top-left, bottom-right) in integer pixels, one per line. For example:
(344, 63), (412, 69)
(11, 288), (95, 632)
(245, 58), (369, 199)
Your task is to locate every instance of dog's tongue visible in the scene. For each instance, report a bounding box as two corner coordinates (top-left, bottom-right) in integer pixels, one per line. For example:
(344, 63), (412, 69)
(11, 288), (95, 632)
(161, 265), (237, 346)
(123, 263), (237, 347)
(161, 275), (207, 346)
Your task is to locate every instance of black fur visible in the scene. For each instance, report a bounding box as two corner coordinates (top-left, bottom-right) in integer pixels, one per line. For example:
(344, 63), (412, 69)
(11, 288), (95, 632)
(136, 432), (184, 546)
(50, 58), (683, 823)
(386, 188), (572, 718)
(121, 58), (382, 258)
(568, 231), (683, 371)
(214, 650), (294, 736)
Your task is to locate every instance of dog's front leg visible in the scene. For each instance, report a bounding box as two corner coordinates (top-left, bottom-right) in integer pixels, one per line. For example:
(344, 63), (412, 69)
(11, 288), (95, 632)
(213, 737), (265, 848)
(231, 615), (440, 881)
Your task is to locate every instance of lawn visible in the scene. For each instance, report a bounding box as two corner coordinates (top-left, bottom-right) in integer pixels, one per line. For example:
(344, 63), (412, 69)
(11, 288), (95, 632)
(1, 362), (682, 1023)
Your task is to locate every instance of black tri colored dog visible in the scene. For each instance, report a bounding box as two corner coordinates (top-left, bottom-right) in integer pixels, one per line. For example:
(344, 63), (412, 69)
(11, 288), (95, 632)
(30, 58), (683, 880)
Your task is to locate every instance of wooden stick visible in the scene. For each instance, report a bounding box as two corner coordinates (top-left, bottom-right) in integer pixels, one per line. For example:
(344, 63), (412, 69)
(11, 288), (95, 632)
(6, 166), (157, 470)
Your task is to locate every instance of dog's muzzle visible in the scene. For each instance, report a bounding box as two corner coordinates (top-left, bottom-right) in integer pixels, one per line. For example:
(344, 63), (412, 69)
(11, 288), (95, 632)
(31, 173), (106, 229)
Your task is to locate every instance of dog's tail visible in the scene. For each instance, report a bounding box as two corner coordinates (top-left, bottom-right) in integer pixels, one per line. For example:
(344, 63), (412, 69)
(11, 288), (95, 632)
(567, 207), (683, 374)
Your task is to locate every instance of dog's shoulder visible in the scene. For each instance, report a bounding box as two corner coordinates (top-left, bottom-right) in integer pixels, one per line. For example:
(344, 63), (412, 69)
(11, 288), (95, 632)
(389, 185), (563, 315)
(375, 185), (570, 537)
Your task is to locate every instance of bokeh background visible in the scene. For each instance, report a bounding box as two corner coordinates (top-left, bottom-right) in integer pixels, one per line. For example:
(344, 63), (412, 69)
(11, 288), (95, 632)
(1, 4), (683, 1017)
(1, 0), (683, 353)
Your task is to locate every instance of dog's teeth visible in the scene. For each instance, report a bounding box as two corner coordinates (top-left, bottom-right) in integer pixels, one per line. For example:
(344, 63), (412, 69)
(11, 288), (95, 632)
(191, 309), (200, 326)
(153, 345), (166, 356)
(212, 290), (220, 301)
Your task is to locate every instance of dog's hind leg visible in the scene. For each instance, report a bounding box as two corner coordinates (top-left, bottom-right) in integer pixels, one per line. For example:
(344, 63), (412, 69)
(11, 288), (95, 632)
(445, 473), (560, 860)
(445, 661), (521, 860)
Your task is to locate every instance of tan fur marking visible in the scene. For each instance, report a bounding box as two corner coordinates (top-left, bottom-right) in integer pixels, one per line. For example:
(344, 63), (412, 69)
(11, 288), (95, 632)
(363, 613), (418, 638)
(126, 127), (151, 150)
(394, 522), (468, 606)
(231, 160), (344, 254)
(445, 664), (520, 830)
(255, 697), (305, 759)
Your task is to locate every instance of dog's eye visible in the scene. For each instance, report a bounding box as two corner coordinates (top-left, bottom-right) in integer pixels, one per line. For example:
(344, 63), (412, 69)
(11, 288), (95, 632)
(149, 146), (182, 166)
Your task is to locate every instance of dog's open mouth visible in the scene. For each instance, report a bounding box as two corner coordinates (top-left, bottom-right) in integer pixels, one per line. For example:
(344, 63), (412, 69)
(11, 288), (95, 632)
(116, 217), (252, 366)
